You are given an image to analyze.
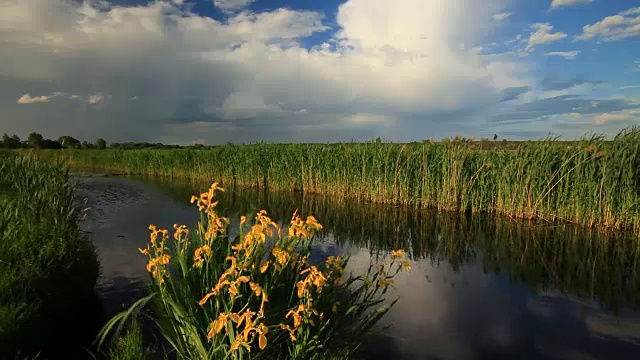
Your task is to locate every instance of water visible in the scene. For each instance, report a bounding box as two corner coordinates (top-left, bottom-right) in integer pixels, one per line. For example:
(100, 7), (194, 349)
(75, 176), (640, 360)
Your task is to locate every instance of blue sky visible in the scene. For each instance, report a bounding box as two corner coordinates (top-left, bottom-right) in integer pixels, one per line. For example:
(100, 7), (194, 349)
(1, 0), (639, 144)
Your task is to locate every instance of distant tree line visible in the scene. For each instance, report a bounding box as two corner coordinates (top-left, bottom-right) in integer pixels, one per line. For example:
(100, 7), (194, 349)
(0, 132), (107, 150)
(0, 132), (218, 150)
(109, 142), (185, 150)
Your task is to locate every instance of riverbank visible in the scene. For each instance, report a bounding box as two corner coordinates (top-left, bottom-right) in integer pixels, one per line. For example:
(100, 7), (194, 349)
(35, 129), (640, 235)
(0, 155), (100, 358)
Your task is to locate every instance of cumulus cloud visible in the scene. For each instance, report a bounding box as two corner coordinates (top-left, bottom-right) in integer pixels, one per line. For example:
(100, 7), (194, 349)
(492, 12), (512, 21)
(0, 0), (532, 143)
(576, 7), (640, 42)
(550, 0), (593, 10)
(544, 51), (580, 59)
(16, 93), (52, 104)
(525, 23), (568, 52)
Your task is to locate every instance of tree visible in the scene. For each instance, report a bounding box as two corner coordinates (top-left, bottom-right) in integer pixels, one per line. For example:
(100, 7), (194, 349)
(11, 135), (21, 147)
(58, 136), (81, 149)
(2, 133), (22, 149)
(95, 138), (107, 150)
(40, 139), (62, 149)
(27, 132), (44, 149)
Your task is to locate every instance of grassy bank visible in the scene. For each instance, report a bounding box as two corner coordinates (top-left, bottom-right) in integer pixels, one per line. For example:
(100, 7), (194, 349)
(39, 128), (640, 234)
(0, 155), (100, 358)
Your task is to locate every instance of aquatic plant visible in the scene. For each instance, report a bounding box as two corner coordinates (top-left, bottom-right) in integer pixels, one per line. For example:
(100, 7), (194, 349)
(98, 183), (410, 359)
(38, 127), (640, 234)
(107, 319), (148, 360)
(0, 155), (100, 358)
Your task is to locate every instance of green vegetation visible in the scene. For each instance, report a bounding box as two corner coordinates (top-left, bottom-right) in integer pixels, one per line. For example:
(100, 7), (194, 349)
(107, 319), (148, 360)
(98, 184), (409, 360)
(1, 132), (109, 149)
(0, 155), (100, 358)
(147, 179), (640, 313)
(41, 128), (640, 235)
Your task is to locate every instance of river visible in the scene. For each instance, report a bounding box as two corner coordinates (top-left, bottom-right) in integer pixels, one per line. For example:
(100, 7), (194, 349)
(74, 175), (640, 360)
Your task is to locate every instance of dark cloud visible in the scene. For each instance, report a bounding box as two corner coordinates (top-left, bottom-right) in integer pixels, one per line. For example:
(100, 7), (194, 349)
(491, 95), (640, 124)
(499, 86), (530, 102)
(517, 96), (636, 114)
(541, 75), (605, 91)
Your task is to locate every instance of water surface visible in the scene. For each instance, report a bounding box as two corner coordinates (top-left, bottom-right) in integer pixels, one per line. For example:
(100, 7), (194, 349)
(75, 176), (640, 360)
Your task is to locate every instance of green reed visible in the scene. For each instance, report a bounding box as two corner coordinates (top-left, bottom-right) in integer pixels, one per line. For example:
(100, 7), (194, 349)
(0, 155), (100, 358)
(38, 127), (640, 234)
(107, 319), (147, 360)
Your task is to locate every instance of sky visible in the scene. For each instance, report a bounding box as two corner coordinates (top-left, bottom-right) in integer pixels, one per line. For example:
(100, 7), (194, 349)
(1, 0), (639, 145)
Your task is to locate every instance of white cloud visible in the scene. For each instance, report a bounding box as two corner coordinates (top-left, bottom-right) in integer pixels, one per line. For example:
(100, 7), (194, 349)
(129, 96), (139, 101)
(492, 12), (512, 21)
(550, 0), (593, 10)
(87, 94), (104, 104)
(591, 109), (640, 125)
(544, 51), (580, 59)
(576, 7), (640, 42)
(344, 113), (390, 125)
(525, 23), (567, 52)
(213, 0), (255, 14)
(16, 93), (51, 104)
(621, 7), (640, 16)
(0, 0), (531, 143)
(504, 34), (524, 45)
(619, 85), (640, 90)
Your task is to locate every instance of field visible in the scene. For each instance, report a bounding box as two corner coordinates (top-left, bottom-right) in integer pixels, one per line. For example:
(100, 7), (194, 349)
(37, 129), (640, 235)
(0, 155), (100, 358)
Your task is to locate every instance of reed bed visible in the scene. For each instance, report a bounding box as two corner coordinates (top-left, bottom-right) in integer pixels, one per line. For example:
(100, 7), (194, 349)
(40, 128), (640, 234)
(0, 155), (100, 358)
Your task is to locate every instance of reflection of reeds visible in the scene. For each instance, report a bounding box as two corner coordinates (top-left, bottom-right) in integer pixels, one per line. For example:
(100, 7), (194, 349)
(98, 183), (410, 360)
(40, 128), (640, 234)
(144, 178), (640, 313)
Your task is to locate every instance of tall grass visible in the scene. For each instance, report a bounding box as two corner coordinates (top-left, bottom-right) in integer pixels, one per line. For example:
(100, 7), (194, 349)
(0, 155), (100, 358)
(107, 319), (147, 360)
(97, 184), (410, 359)
(40, 128), (640, 234)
